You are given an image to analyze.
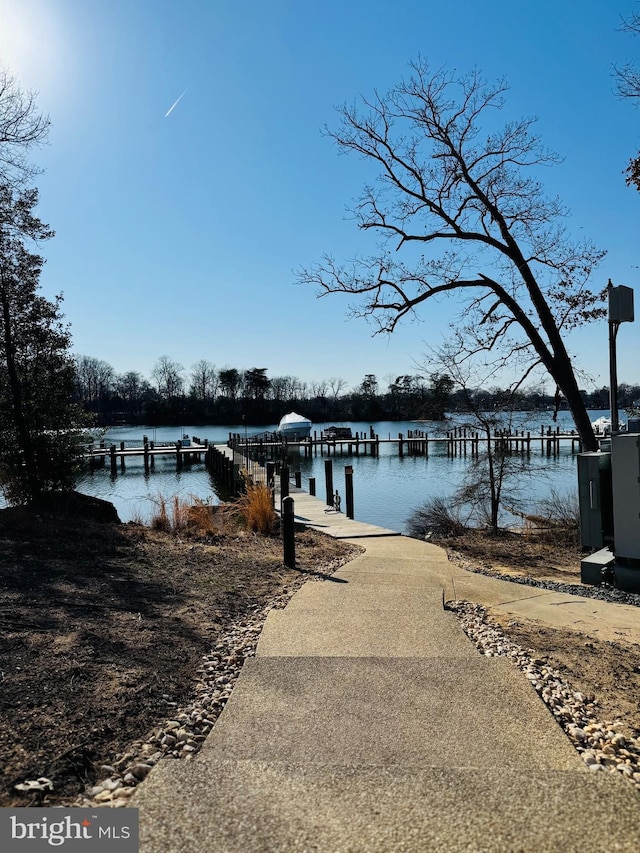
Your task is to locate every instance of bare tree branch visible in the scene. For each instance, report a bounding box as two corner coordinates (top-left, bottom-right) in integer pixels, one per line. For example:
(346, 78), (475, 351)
(0, 66), (50, 186)
(298, 59), (604, 449)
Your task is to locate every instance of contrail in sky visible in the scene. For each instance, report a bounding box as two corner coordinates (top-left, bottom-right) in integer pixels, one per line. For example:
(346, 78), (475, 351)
(165, 88), (188, 118)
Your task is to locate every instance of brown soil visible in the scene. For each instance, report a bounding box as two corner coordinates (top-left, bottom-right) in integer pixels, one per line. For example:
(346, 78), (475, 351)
(2, 513), (639, 809)
(0, 505), (358, 807)
(437, 528), (640, 739)
(435, 526), (583, 582)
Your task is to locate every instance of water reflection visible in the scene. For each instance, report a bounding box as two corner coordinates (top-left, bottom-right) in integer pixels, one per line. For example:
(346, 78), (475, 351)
(78, 416), (586, 531)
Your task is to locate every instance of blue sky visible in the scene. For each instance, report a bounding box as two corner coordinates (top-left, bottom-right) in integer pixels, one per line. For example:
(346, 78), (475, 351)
(1, 0), (638, 393)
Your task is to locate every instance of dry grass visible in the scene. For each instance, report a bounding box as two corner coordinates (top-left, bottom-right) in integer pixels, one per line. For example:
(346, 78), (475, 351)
(151, 494), (219, 537)
(150, 487), (279, 538)
(236, 483), (277, 535)
(150, 494), (171, 532)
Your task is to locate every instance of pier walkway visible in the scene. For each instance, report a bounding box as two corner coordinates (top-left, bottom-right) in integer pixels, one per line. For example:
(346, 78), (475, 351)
(132, 492), (640, 852)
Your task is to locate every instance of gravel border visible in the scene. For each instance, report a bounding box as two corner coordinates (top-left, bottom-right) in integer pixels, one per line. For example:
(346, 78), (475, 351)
(42, 544), (639, 807)
(448, 599), (640, 794)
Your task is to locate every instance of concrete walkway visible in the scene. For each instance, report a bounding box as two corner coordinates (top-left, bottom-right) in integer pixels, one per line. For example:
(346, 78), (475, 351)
(132, 492), (640, 851)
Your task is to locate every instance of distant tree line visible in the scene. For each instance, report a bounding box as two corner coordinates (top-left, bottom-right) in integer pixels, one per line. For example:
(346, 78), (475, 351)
(72, 354), (640, 427)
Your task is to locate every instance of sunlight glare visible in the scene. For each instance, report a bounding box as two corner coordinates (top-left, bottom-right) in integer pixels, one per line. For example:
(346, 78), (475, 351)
(0, 0), (69, 98)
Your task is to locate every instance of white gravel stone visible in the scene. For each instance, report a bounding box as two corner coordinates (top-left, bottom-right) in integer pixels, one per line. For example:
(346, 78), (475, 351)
(449, 599), (640, 795)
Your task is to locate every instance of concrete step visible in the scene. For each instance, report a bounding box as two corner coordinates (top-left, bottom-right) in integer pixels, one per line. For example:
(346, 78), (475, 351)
(133, 759), (640, 853)
(198, 657), (581, 772)
(281, 579), (447, 612)
(256, 603), (471, 657)
(331, 552), (452, 581)
(331, 569), (443, 588)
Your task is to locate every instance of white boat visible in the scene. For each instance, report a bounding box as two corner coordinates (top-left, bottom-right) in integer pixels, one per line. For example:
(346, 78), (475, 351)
(591, 416), (627, 435)
(276, 412), (312, 441)
(591, 416), (611, 435)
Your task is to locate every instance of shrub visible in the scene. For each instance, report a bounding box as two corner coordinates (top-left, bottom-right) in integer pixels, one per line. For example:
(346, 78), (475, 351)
(406, 496), (466, 539)
(537, 488), (579, 529)
(534, 488), (580, 545)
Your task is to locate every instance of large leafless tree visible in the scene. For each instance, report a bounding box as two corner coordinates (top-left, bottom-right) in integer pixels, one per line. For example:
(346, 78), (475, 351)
(614, 9), (640, 189)
(0, 67), (50, 187)
(299, 60), (606, 450)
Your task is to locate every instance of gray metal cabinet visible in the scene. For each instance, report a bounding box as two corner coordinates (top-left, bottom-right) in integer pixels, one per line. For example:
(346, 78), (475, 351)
(611, 433), (640, 561)
(577, 451), (613, 549)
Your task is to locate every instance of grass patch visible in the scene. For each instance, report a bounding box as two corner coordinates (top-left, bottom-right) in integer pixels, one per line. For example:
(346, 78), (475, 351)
(236, 483), (277, 535)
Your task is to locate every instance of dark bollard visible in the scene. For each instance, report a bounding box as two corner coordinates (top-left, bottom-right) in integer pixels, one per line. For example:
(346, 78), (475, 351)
(325, 459), (334, 506)
(280, 465), (289, 501)
(282, 496), (295, 568)
(295, 470), (302, 488)
(345, 465), (354, 519)
(309, 477), (316, 496)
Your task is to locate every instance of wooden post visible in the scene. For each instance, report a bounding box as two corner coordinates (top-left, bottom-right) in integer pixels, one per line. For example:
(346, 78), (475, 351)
(295, 470), (302, 488)
(120, 441), (126, 470)
(345, 465), (354, 519)
(282, 496), (295, 568)
(110, 445), (117, 476)
(325, 459), (334, 506)
(398, 433), (404, 458)
(309, 477), (316, 496)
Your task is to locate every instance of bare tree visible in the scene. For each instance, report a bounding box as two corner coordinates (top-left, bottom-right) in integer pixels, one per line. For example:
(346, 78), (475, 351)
(74, 355), (115, 410)
(327, 377), (347, 399)
(614, 9), (640, 189)
(115, 370), (150, 419)
(152, 355), (184, 400)
(431, 339), (534, 532)
(0, 67), (50, 186)
(190, 359), (217, 403)
(309, 380), (328, 398)
(271, 375), (304, 402)
(299, 60), (605, 450)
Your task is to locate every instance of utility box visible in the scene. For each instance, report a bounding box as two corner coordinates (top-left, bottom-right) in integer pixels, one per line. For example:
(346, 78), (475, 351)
(577, 451), (613, 549)
(609, 285), (635, 323)
(611, 433), (640, 562)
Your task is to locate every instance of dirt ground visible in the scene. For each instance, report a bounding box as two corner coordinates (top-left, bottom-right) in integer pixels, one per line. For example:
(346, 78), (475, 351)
(0, 505), (357, 807)
(1, 511), (639, 808)
(437, 528), (640, 739)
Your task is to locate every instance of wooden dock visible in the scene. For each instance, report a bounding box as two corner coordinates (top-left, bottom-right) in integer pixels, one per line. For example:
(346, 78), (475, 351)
(229, 425), (583, 460)
(87, 437), (210, 474)
(86, 424), (583, 482)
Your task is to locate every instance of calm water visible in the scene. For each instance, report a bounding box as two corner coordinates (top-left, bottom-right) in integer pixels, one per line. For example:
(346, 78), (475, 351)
(77, 413), (592, 531)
